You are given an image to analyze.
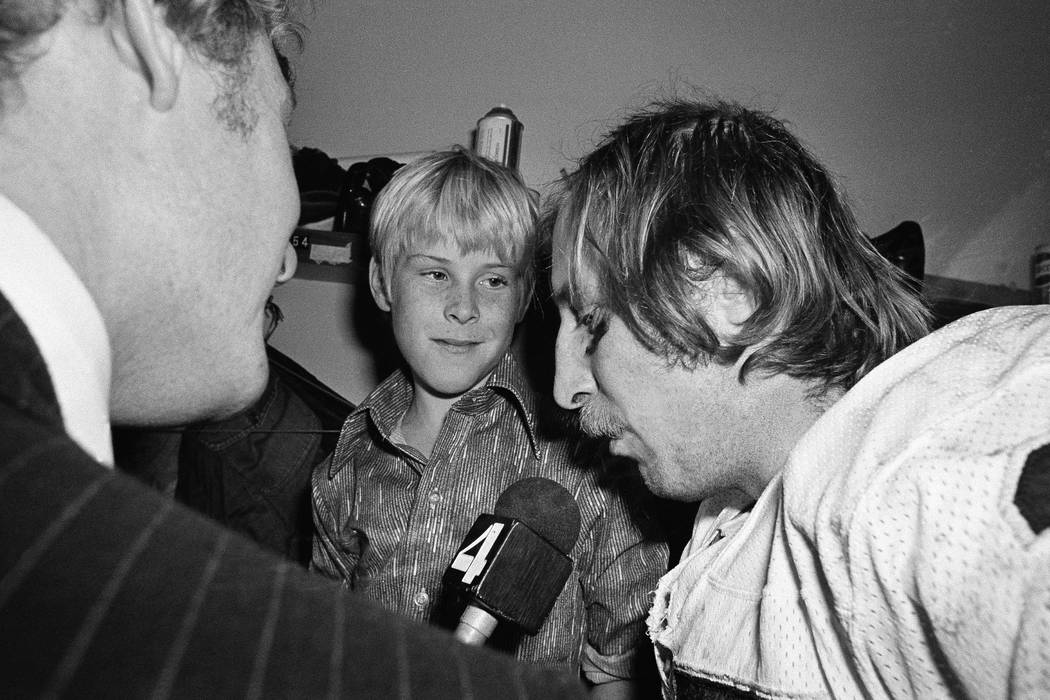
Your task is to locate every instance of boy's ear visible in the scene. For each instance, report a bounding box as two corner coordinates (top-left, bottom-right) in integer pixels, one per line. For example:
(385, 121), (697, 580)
(369, 259), (392, 312)
(112, 0), (185, 111)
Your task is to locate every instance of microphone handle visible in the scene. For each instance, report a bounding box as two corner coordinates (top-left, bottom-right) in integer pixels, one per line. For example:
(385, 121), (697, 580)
(454, 605), (499, 645)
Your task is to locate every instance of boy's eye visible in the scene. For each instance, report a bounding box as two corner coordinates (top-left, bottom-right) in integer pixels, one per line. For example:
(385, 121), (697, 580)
(422, 270), (447, 282)
(481, 275), (509, 289)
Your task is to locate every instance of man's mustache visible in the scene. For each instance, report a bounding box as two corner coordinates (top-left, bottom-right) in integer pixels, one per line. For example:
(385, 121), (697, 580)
(577, 400), (627, 439)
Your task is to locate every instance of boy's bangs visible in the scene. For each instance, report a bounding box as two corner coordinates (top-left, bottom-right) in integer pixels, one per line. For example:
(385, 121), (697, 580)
(405, 181), (528, 267)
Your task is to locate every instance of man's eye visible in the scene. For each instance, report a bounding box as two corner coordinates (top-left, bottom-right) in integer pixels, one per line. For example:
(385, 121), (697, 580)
(577, 307), (609, 354)
(576, 307), (603, 332)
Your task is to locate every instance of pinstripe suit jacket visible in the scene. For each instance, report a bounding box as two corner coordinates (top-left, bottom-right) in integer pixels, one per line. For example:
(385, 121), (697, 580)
(0, 290), (586, 698)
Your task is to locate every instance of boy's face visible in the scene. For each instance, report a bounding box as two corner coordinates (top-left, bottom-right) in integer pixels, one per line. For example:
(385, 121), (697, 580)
(370, 236), (528, 400)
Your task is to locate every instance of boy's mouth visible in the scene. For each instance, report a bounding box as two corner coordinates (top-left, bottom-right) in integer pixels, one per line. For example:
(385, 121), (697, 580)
(433, 338), (481, 348)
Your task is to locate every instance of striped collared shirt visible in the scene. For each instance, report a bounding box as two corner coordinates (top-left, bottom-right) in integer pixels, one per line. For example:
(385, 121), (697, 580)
(312, 352), (667, 683)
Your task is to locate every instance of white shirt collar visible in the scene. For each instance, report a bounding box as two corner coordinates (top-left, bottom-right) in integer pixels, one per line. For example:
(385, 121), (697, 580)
(0, 194), (114, 466)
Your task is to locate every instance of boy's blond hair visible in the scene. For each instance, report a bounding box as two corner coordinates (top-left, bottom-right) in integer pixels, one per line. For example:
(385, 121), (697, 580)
(370, 147), (539, 297)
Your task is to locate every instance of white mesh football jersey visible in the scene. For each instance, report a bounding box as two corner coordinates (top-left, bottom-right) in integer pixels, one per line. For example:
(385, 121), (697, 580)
(649, 305), (1050, 699)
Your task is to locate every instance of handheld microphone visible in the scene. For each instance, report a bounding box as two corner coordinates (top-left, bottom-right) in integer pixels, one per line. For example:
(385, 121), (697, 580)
(443, 477), (582, 645)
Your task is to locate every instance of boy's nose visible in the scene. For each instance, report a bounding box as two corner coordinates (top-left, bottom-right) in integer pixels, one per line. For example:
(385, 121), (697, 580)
(553, 323), (596, 410)
(445, 285), (480, 324)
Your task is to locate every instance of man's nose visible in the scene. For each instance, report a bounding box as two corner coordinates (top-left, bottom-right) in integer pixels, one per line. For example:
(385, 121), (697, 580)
(445, 283), (479, 323)
(275, 242), (298, 284)
(553, 324), (596, 410)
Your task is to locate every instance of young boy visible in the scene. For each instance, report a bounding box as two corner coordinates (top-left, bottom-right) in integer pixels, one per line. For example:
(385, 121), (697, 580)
(311, 148), (666, 692)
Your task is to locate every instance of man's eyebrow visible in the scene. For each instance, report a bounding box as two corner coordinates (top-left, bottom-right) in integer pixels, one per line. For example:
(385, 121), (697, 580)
(281, 88), (295, 127)
(274, 47), (296, 124)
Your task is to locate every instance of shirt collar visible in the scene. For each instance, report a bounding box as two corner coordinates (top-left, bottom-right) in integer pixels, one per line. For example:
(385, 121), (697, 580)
(329, 352), (541, 478)
(469, 351), (542, 459)
(0, 194), (113, 466)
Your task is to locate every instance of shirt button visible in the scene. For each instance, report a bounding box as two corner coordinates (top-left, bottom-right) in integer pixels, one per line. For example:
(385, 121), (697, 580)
(413, 590), (430, 608)
(428, 491), (441, 504)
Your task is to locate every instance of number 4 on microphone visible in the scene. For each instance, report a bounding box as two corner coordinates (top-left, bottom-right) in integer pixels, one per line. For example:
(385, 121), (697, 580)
(449, 521), (505, 584)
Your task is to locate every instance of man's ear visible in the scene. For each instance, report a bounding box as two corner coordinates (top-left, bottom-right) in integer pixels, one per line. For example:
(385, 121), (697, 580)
(699, 273), (755, 343)
(112, 0), (185, 111)
(369, 259), (392, 312)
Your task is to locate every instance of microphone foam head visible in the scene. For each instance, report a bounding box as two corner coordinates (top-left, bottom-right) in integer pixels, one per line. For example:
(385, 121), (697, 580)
(493, 477), (581, 554)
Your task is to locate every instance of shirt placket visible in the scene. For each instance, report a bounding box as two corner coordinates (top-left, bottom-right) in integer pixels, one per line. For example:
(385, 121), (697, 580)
(395, 408), (473, 622)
